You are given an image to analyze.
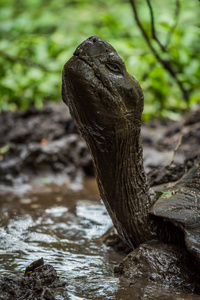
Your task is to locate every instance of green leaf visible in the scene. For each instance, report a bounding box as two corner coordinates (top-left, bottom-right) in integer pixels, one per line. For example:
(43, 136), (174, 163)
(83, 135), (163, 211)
(41, 177), (52, 184)
(0, 143), (11, 154)
(154, 191), (164, 196)
(161, 191), (175, 199)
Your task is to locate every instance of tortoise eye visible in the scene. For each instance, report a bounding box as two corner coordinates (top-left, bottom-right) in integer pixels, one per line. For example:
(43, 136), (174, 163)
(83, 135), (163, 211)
(106, 63), (121, 73)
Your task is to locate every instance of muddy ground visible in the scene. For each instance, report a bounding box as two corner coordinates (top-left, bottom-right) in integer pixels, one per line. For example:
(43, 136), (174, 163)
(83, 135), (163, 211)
(0, 101), (200, 299)
(0, 102), (93, 189)
(0, 101), (200, 189)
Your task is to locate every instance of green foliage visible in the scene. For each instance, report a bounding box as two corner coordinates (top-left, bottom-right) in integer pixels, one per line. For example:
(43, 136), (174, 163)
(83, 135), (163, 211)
(0, 0), (200, 119)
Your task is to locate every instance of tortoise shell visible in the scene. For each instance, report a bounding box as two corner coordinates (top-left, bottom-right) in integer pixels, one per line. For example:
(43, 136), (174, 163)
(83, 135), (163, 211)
(151, 156), (200, 264)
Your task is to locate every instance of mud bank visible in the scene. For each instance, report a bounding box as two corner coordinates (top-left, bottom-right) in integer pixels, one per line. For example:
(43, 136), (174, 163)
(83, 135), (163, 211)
(0, 102), (200, 189)
(0, 102), (93, 188)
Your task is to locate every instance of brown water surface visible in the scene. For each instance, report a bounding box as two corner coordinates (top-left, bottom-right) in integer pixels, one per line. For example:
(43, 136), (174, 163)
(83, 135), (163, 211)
(0, 179), (199, 300)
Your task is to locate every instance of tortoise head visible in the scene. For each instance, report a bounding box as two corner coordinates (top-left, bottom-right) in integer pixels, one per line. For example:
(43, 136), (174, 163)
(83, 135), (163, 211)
(62, 36), (144, 132)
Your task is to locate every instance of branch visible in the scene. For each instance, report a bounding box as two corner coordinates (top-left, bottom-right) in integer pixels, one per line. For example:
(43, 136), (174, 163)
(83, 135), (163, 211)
(165, 0), (180, 48)
(146, 0), (167, 53)
(0, 50), (49, 71)
(129, 0), (154, 53)
(129, 0), (189, 101)
(166, 134), (183, 167)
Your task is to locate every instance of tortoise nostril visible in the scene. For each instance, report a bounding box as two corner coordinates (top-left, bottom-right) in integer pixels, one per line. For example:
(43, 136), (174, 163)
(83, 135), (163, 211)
(73, 49), (79, 56)
(88, 36), (100, 43)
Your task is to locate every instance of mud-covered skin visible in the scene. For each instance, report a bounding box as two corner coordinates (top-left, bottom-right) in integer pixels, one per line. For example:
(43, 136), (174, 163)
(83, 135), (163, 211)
(62, 36), (200, 283)
(62, 36), (143, 129)
(62, 36), (176, 249)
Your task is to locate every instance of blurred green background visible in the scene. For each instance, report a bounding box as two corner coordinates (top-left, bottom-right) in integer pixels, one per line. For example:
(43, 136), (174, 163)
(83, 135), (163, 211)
(0, 0), (199, 120)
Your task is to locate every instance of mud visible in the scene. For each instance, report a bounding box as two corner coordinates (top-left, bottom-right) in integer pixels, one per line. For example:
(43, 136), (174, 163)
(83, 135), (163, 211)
(114, 241), (200, 293)
(0, 264), (66, 300)
(0, 102), (93, 188)
(1, 102), (200, 189)
(1, 102), (200, 299)
(1, 180), (200, 299)
(142, 106), (200, 186)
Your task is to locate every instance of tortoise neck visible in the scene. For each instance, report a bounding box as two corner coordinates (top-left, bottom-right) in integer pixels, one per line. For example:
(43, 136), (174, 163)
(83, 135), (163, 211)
(82, 123), (156, 248)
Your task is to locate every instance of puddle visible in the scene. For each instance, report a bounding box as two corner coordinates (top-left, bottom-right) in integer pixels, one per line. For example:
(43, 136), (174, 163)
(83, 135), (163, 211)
(0, 179), (199, 299)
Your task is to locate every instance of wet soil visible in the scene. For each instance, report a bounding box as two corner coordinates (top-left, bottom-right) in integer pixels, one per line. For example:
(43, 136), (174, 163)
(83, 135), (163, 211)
(1, 102), (200, 188)
(0, 263), (66, 300)
(1, 102), (200, 299)
(0, 102), (93, 188)
(114, 241), (200, 294)
(1, 179), (200, 300)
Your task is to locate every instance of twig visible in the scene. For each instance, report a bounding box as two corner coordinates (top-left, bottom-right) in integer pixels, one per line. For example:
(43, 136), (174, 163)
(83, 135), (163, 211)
(146, 0), (167, 53)
(129, 0), (189, 101)
(166, 134), (183, 167)
(165, 0), (180, 48)
(129, 0), (154, 53)
(0, 50), (49, 71)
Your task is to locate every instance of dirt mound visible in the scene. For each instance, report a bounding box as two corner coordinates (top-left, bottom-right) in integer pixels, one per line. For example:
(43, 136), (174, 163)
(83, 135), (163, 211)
(0, 263), (66, 300)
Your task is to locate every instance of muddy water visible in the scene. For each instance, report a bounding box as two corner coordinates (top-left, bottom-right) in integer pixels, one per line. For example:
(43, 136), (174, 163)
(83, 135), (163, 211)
(0, 179), (199, 300)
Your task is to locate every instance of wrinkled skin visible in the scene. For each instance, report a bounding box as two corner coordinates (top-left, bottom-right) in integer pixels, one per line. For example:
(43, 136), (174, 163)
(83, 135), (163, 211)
(62, 36), (200, 287)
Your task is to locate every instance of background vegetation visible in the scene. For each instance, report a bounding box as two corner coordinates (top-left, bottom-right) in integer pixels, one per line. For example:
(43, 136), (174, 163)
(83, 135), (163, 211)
(0, 0), (199, 120)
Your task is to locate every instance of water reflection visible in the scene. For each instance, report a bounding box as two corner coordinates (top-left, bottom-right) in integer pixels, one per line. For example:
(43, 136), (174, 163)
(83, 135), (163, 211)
(0, 179), (199, 299)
